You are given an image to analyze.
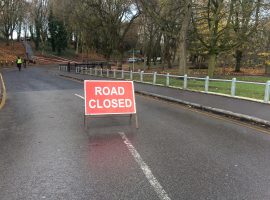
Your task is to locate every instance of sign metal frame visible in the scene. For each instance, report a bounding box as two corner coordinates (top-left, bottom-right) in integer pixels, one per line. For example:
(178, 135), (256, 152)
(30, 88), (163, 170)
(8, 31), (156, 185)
(83, 80), (138, 129)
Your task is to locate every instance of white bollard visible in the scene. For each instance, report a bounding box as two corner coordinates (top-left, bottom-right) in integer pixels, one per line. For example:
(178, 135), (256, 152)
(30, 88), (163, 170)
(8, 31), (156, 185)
(184, 74), (188, 89)
(100, 69), (103, 76)
(122, 70), (124, 79)
(264, 81), (270, 103)
(140, 71), (144, 82)
(205, 76), (209, 93)
(166, 73), (170, 86)
(231, 78), (236, 97)
(130, 71), (133, 80)
(153, 72), (157, 85)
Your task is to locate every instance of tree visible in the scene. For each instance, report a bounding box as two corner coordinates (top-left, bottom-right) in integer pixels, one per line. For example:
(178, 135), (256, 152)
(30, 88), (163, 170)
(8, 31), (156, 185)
(230, 0), (262, 72)
(79, 0), (140, 68)
(0, 0), (23, 45)
(30, 0), (49, 52)
(191, 0), (237, 77)
(138, 0), (191, 74)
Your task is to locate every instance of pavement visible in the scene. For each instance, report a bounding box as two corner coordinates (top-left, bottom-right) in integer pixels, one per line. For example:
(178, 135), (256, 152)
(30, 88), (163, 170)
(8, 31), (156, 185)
(58, 70), (270, 127)
(1, 67), (270, 200)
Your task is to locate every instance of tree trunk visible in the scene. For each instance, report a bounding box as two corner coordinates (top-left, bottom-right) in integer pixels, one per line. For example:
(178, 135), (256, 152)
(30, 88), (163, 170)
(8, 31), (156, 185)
(177, 39), (187, 75)
(17, 24), (22, 42)
(235, 49), (243, 72)
(208, 54), (217, 78)
(178, 2), (191, 75)
(117, 51), (124, 70)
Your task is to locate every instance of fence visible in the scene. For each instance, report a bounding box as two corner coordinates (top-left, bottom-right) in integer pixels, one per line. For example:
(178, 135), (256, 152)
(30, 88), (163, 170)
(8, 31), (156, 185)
(59, 62), (109, 72)
(59, 65), (270, 103)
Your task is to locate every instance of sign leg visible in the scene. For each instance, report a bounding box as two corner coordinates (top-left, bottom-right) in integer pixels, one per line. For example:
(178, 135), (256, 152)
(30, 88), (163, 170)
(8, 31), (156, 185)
(129, 114), (132, 124)
(84, 115), (87, 130)
(135, 114), (139, 129)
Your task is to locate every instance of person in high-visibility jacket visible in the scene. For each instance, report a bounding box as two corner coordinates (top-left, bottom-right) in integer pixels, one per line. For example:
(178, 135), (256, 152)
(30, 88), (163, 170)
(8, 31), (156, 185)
(16, 56), (22, 71)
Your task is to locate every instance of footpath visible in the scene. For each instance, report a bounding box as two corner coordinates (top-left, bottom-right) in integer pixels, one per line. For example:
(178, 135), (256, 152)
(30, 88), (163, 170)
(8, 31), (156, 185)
(58, 70), (270, 127)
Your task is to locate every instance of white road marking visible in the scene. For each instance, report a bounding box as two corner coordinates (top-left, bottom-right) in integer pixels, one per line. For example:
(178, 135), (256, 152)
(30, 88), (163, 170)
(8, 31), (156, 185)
(119, 132), (171, 200)
(75, 94), (85, 100)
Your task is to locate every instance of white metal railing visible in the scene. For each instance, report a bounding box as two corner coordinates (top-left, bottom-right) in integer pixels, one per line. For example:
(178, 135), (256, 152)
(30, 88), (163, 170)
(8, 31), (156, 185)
(70, 67), (270, 103)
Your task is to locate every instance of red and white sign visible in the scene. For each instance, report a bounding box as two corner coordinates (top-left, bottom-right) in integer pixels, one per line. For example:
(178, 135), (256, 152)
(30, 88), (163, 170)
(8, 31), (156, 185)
(84, 80), (136, 116)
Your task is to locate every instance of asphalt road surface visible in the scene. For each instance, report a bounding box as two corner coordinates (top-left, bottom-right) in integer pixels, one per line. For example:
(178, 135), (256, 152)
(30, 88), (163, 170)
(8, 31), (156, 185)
(1, 67), (270, 200)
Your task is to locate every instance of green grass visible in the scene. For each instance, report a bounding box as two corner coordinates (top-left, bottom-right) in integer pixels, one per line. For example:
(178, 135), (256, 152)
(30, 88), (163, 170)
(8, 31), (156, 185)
(144, 74), (268, 101)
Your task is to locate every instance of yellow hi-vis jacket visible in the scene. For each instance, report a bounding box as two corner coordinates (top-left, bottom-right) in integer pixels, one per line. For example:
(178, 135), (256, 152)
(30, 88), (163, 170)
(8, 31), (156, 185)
(17, 58), (22, 64)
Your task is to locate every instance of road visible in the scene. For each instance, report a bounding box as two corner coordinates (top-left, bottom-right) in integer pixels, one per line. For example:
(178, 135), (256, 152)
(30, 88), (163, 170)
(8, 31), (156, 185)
(0, 67), (270, 200)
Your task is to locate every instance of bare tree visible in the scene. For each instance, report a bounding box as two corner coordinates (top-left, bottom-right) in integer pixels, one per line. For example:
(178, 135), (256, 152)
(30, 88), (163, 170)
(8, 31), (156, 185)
(0, 0), (23, 45)
(138, 0), (191, 74)
(30, 0), (49, 52)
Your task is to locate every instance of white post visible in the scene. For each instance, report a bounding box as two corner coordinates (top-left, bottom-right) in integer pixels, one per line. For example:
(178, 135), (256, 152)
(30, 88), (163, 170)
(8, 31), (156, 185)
(231, 78), (236, 97)
(89, 68), (92, 75)
(133, 49), (135, 72)
(130, 71), (133, 80)
(100, 69), (103, 76)
(184, 74), (188, 89)
(107, 69), (109, 77)
(264, 81), (270, 103)
(140, 71), (144, 82)
(166, 73), (170, 86)
(114, 69), (116, 78)
(94, 68), (97, 76)
(153, 72), (157, 85)
(205, 76), (209, 93)
(122, 70), (124, 79)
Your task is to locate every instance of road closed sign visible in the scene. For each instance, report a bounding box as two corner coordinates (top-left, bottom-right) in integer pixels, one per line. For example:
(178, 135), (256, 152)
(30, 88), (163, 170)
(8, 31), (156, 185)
(84, 80), (136, 115)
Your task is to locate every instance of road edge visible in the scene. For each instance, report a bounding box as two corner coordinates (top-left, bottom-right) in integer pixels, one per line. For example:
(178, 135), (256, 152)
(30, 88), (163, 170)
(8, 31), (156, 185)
(59, 74), (270, 129)
(0, 73), (6, 110)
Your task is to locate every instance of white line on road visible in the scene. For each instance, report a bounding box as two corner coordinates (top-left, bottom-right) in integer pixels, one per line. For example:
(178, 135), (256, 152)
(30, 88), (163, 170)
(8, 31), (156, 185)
(119, 132), (171, 200)
(75, 94), (85, 100)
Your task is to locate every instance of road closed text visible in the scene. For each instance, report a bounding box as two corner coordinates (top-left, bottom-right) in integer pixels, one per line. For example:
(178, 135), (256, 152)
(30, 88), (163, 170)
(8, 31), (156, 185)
(84, 81), (136, 115)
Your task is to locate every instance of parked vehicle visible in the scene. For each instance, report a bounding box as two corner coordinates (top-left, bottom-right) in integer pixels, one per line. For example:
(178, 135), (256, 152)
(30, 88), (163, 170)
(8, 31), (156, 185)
(127, 58), (139, 63)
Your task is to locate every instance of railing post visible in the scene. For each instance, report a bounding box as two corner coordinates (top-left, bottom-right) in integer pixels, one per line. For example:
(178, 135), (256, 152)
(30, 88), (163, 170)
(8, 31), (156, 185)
(140, 71), (144, 82)
(121, 70), (124, 79)
(130, 71), (133, 80)
(100, 68), (103, 76)
(153, 72), (157, 85)
(231, 78), (236, 97)
(107, 69), (109, 77)
(114, 69), (116, 78)
(89, 68), (92, 75)
(264, 81), (270, 103)
(184, 74), (188, 89)
(94, 68), (97, 76)
(205, 76), (209, 93)
(166, 73), (170, 86)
